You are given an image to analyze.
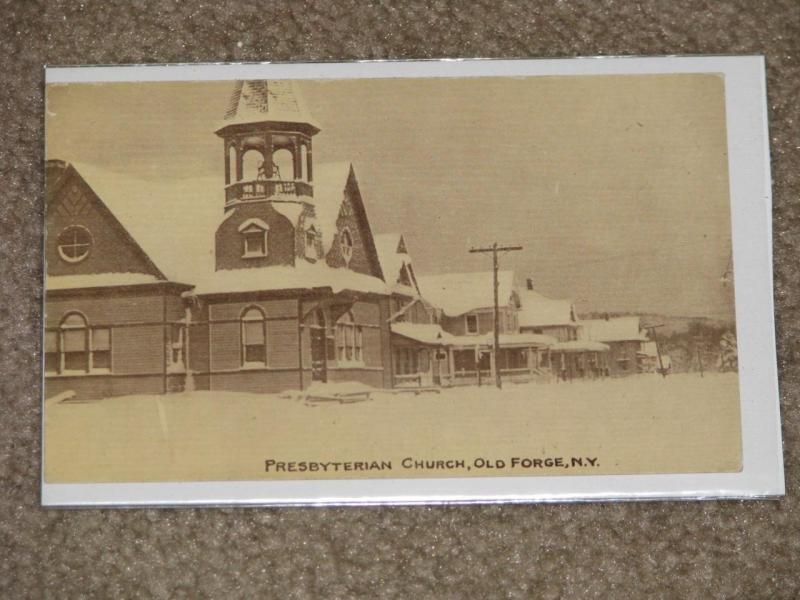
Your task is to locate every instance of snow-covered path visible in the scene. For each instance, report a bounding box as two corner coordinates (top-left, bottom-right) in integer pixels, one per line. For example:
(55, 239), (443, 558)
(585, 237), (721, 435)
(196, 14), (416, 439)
(44, 373), (741, 483)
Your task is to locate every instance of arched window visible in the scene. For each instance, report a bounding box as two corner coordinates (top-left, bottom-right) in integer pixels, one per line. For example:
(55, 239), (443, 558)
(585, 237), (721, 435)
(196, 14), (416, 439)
(272, 148), (294, 181)
(57, 226), (92, 264)
(340, 229), (353, 265)
(241, 307), (267, 366)
(241, 149), (265, 181)
(61, 313), (89, 372)
(336, 312), (363, 364)
(52, 313), (111, 375)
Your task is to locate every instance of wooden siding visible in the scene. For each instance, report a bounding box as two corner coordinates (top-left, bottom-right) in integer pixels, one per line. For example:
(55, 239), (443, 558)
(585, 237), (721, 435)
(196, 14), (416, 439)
(45, 374), (164, 401)
(441, 305), (517, 337)
(208, 297), (300, 373)
(46, 291), (165, 328)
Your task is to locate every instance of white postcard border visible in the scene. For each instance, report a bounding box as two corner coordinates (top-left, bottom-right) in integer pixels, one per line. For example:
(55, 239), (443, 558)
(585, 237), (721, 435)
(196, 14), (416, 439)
(42, 56), (783, 507)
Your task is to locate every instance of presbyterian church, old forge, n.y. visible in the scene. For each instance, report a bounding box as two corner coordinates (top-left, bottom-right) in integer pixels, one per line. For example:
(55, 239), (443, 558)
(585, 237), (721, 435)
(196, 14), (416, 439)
(46, 79), (654, 401)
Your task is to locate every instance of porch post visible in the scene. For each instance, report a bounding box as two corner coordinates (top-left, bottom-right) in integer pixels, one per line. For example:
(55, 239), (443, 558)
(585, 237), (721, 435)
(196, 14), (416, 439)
(448, 347), (455, 386)
(527, 345), (534, 377)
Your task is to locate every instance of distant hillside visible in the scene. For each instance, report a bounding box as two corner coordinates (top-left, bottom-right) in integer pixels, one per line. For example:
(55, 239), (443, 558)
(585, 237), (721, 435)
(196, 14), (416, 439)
(578, 311), (737, 373)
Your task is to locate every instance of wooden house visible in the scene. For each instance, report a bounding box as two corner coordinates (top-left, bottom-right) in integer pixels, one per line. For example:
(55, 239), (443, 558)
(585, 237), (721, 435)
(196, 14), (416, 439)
(374, 233), (452, 387)
(416, 271), (553, 385)
(518, 280), (610, 380)
(579, 316), (649, 377)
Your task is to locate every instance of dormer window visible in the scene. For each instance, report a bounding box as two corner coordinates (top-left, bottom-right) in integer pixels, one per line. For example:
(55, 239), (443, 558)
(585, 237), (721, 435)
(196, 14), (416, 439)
(465, 314), (479, 335)
(341, 229), (353, 265)
(238, 218), (269, 258)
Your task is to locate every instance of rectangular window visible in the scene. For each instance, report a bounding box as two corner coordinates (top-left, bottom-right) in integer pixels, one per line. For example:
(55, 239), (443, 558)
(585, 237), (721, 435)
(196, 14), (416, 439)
(45, 330), (59, 374)
(243, 229), (267, 258)
(465, 314), (478, 335)
(354, 326), (363, 362)
(63, 328), (89, 372)
(167, 324), (185, 371)
(336, 319), (364, 365)
(243, 320), (266, 364)
(91, 327), (111, 372)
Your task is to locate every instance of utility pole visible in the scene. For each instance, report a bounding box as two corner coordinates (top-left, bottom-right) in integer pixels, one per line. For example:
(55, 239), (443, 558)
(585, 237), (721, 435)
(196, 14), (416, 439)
(643, 324), (667, 378)
(469, 242), (523, 389)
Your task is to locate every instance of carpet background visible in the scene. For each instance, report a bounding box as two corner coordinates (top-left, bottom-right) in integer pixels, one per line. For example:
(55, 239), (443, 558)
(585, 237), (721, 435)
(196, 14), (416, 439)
(1, 1), (798, 598)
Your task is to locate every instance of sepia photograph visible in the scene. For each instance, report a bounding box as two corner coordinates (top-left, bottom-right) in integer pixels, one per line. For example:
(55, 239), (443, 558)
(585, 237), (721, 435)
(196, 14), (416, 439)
(41, 58), (780, 504)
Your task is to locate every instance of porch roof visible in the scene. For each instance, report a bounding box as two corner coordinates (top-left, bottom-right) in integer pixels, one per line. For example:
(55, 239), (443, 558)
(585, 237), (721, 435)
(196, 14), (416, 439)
(550, 340), (610, 353)
(390, 323), (455, 346)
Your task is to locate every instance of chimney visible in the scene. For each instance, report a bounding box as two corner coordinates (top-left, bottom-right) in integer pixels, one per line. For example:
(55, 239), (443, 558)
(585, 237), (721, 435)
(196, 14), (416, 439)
(526, 278), (534, 290)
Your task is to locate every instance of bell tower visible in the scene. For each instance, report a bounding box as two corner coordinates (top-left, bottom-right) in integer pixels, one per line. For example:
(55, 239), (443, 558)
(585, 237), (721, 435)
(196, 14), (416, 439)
(213, 80), (323, 271)
(215, 80), (320, 210)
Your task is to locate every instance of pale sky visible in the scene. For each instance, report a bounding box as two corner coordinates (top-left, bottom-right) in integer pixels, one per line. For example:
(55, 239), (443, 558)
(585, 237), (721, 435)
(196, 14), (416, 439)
(46, 74), (735, 319)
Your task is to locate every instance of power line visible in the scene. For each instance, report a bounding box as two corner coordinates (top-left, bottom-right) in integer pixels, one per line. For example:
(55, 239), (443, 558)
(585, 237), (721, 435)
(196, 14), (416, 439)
(469, 242), (523, 389)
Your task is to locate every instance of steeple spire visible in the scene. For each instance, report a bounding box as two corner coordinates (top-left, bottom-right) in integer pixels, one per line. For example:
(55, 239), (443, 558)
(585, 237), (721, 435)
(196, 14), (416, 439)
(220, 80), (319, 132)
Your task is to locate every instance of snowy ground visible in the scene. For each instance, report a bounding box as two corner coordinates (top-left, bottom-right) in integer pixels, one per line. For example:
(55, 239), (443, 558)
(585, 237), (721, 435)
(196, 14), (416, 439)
(44, 373), (742, 483)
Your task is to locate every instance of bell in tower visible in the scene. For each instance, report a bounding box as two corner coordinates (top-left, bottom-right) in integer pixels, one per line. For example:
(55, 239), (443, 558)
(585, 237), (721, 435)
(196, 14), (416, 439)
(216, 80), (320, 209)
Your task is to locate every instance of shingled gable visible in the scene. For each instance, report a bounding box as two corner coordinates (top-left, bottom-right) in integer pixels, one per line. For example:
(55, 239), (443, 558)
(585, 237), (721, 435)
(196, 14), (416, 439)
(45, 160), (168, 285)
(317, 163), (385, 282)
(374, 232), (420, 296)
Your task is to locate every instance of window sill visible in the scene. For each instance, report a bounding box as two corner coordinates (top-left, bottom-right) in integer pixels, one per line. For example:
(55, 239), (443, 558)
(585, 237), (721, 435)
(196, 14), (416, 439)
(242, 253), (268, 259)
(240, 362), (269, 370)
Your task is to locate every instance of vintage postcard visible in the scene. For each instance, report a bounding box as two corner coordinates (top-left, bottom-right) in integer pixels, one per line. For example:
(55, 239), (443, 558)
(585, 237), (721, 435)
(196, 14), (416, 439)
(42, 57), (782, 506)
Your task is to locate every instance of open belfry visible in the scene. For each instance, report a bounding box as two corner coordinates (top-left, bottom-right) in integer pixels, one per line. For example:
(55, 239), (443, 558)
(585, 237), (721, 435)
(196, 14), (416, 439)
(45, 79), (655, 401)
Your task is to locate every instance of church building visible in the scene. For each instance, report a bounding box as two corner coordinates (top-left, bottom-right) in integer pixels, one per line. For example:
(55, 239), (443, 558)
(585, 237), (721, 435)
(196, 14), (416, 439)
(45, 80), (394, 400)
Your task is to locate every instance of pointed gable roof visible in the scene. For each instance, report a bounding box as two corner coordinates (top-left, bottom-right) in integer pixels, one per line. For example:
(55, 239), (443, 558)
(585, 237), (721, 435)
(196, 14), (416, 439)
(46, 160), (169, 284)
(218, 80), (320, 133)
(57, 160), (388, 294)
(519, 289), (577, 328)
(417, 271), (517, 317)
(374, 233), (420, 296)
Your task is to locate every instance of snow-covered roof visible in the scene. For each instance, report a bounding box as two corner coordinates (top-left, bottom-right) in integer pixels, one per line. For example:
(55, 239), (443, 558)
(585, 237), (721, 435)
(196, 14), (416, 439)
(192, 261), (389, 296)
(307, 162), (354, 254)
(390, 323), (454, 346)
(580, 317), (648, 343)
(47, 272), (163, 291)
(219, 80), (320, 131)
(518, 289), (576, 328)
(374, 233), (418, 296)
(416, 271), (517, 317)
(68, 160), (358, 289)
(550, 340), (610, 353)
(70, 161), (223, 285)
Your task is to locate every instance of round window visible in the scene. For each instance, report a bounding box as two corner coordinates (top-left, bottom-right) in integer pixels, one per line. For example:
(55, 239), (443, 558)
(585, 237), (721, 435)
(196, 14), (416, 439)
(57, 225), (92, 263)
